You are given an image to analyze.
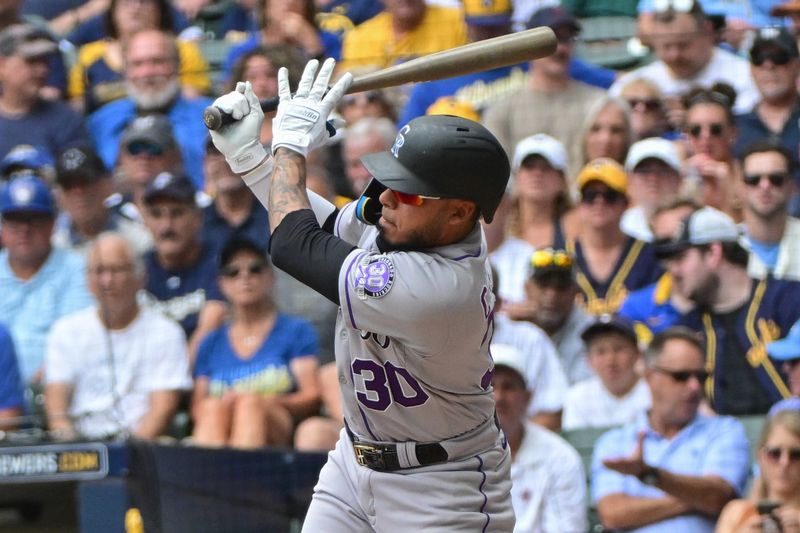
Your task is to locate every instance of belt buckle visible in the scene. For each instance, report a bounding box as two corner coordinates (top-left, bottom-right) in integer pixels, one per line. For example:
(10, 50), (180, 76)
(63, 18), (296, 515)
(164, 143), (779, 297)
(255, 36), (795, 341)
(353, 443), (386, 470)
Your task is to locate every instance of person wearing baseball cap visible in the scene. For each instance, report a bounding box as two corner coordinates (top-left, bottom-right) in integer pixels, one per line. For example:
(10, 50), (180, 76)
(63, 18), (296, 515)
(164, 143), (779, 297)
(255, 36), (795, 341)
(0, 174), (93, 383)
(621, 137), (684, 242)
(660, 206), (800, 415)
(140, 171), (225, 354)
(0, 144), (56, 184)
(0, 23), (89, 163)
(563, 313), (651, 430)
(571, 158), (662, 317)
(767, 320), (800, 416)
(209, 58), (517, 529)
(52, 145), (153, 257)
(490, 343), (588, 532)
(734, 26), (800, 160)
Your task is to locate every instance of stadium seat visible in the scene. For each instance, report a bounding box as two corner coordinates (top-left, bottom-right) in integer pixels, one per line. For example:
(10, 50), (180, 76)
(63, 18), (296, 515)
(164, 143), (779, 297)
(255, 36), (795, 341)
(574, 16), (652, 70)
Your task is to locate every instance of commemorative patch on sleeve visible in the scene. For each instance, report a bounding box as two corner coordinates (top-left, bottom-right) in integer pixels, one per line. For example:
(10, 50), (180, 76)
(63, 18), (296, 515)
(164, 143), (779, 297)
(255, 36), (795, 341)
(354, 254), (395, 299)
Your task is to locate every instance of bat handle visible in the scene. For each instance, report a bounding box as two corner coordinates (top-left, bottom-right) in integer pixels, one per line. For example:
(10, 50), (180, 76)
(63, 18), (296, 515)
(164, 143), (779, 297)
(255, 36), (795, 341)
(202, 96), (280, 130)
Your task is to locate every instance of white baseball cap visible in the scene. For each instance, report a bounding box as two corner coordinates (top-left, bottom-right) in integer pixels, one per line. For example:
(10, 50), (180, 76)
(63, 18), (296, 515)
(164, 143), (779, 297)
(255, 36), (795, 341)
(512, 133), (567, 172)
(654, 206), (741, 258)
(491, 344), (529, 386)
(625, 137), (682, 174)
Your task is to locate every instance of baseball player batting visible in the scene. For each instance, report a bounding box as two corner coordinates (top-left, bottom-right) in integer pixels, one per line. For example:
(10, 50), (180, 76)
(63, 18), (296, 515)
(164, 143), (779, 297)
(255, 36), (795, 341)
(209, 57), (514, 531)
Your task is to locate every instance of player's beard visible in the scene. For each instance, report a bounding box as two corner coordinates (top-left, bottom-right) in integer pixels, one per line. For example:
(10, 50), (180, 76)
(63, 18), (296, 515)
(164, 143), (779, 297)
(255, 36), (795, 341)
(376, 221), (438, 253)
(126, 77), (181, 111)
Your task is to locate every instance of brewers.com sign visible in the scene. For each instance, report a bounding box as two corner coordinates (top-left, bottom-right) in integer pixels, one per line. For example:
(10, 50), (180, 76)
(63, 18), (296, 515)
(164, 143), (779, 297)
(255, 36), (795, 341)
(0, 443), (108, 483)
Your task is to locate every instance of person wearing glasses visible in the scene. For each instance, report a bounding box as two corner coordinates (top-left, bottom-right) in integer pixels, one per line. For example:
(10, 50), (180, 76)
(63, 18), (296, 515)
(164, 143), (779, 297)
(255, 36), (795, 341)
(619, 78), (675, 142)
(190, 238), (321, 449)
(609, 0), (758, 116)
(567, 158), (662, 317)
(734, 28), (800, 171)
(682, 82), (742, 220)
(209, 59), (516, 529)
(738, 140), (800, 282)
(657, 206), (800, 415)
(716, 410), (800, 533)
(563, 314), (651, 431)
(592, 326), (750, 533)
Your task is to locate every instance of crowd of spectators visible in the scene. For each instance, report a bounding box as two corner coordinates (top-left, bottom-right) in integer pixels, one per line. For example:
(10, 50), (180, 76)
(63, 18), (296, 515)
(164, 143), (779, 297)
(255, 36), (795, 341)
(7, 0), (800, 530)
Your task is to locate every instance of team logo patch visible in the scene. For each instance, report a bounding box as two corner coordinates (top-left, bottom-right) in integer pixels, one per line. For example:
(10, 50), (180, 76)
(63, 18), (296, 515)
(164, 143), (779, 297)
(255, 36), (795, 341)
(354, 255), (395, 299)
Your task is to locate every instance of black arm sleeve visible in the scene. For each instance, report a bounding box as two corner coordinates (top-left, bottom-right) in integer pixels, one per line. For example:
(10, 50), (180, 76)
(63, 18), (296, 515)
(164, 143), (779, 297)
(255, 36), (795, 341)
(269, 209), (356, 305)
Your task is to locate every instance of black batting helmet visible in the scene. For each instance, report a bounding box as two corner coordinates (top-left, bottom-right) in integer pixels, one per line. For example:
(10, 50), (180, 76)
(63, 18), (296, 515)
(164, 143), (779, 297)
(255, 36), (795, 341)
(360, 115), (510, 223)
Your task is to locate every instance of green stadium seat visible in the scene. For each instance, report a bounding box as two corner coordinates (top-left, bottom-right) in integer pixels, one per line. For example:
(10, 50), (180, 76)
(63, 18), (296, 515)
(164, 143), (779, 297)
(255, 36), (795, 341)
(198, 39), (233, 92)
(574, 16), (652, 70)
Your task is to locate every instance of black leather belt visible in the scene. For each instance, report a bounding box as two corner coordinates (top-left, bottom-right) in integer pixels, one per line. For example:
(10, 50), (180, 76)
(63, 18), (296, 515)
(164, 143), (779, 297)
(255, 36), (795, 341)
(345, 424), (448, 472)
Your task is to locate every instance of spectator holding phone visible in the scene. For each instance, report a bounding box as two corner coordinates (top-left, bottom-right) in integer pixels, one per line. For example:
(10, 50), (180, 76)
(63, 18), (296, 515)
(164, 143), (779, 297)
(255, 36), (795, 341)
(716, 409), (800, 533)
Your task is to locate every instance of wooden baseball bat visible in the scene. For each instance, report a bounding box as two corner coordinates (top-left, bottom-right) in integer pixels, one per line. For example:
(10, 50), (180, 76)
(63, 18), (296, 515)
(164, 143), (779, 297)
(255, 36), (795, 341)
(203, 26), (557, 130)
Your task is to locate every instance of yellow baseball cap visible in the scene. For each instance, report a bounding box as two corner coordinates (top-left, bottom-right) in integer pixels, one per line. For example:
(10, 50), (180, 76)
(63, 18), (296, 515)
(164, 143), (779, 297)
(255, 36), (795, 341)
(426, 97), (481, 122)
(462, 0), (512, 25)
(576, 157), (628, 195)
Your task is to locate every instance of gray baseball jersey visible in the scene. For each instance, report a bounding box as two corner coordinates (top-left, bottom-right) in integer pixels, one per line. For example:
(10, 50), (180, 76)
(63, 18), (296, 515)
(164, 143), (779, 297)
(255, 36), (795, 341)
(332, 201), (497, 443)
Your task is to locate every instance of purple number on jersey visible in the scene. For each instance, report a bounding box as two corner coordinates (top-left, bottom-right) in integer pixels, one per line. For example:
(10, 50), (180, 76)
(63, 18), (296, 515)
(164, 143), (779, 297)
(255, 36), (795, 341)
(352, 359), (430, 411)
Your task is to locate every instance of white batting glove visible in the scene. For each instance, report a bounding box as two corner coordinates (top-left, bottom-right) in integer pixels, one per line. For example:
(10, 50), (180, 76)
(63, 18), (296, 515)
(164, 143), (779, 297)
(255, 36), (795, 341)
(272, 58), (353, 158)
(209, 81), (268, 174)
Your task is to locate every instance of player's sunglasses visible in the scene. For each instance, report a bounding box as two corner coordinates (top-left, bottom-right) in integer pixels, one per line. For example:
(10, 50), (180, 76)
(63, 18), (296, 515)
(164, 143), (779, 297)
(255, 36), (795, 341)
(763, 446), (800, 463)
(752, 49), (793, 67)
(391, 189), (441, 206)
(652, 366), (709, 383)
(530, 248), (573, 269)
(220, 262), (266, 278)
(127, 140), (163, 157)
(626, 98), (662, 112)
(580, 189), (625, 204)
(686, 122), (725, 138)
(743, 173), (789, 188)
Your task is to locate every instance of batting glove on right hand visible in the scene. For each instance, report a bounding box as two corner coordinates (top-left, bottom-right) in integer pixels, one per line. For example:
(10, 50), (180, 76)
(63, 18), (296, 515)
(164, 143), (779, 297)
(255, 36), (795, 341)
(209, 81), (268, 174)
(272, 58), (353, 158)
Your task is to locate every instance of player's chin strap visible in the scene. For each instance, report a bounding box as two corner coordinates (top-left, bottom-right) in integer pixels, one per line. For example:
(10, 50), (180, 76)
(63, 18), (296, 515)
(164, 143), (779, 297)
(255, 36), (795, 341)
(355, 178), (387, 225)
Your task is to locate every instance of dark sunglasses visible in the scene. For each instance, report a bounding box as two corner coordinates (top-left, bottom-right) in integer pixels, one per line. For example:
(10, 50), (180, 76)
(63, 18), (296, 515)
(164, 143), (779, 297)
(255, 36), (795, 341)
(752, 49), (793, 67)
(580, 189), (624, 204)
(127, 140), (163, 157)
(221, 262), (266, 278)
(743, 172), (789, 188)
(763, 446), (800, 463)
(626, 98), (662, 111)
(653, 366), (709, 383)
(686, 122), (725, 138)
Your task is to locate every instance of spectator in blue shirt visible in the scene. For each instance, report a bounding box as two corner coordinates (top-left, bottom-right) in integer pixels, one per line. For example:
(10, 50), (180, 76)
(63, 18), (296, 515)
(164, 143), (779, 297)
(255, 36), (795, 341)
(0, 175), (93, 383)
(592, 326), (750, 532)
(767, 320), (800, 416)
(0, 323), (25, 429)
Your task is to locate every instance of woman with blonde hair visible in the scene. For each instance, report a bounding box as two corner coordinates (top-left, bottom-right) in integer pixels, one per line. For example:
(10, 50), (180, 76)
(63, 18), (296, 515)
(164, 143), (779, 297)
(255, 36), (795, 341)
(716, 410), (800, 532)
(578, 95), (633, 170)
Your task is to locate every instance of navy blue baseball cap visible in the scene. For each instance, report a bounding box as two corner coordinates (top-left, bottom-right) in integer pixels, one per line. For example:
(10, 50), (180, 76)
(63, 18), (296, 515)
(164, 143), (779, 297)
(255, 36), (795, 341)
(0, 174), (56, 216)
(143, 171), (198, 205)
(581, 314), (638, 346)
(0, 144), (55, 182)
(526, 6), (581, 33)
(767, 321), (800, 361)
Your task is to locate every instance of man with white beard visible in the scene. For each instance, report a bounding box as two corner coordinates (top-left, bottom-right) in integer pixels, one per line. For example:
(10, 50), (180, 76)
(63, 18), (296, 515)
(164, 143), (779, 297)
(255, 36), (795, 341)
(88, 29), (212, 189)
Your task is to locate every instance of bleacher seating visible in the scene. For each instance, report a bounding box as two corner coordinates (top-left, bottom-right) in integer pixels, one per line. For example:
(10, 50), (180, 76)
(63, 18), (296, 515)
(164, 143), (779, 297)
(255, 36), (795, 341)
(574, 16), (652, 70)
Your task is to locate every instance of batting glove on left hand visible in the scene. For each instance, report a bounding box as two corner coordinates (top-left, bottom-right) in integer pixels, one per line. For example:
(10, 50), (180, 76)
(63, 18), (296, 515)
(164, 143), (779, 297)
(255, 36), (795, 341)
(209, 81), (268, 174)
(272, 58), (353, 158)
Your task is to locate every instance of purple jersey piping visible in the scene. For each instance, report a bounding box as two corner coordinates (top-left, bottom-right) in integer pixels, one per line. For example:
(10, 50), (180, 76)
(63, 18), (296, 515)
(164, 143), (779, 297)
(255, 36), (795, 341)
(342, 251), (367, 330)
(476, 454), (490, 532)
(452, 244), (482, 262)
(357, 405), (378, 440)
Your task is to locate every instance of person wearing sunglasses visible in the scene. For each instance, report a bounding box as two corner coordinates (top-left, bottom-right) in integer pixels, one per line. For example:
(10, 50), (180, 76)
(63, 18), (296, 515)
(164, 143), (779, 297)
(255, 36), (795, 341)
(734, 27), (800, 172)
(717, 410), (800, 533)
(738, 139), (800, 283)
(683, 82), (742, 220)
(619, 78), (674, 142)
(109, 114), (183, 223)
(191, 238), (321, 449)
(568, 158), (662, 317)
(657, 206), (800, 415)
(563, 314), (652, 431)
(209, 59), (516, 530)
(593, 326), (750, 533)
(610, 0), (759, 117)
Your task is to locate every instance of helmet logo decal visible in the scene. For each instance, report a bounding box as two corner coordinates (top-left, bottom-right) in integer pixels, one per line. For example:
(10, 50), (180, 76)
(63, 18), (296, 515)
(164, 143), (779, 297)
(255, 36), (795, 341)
(390, 125), (411, 158)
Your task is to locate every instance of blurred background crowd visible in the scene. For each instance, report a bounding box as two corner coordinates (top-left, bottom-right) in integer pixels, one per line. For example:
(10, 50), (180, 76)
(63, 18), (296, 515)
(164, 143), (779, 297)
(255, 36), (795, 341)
(6, 0), (800, 530)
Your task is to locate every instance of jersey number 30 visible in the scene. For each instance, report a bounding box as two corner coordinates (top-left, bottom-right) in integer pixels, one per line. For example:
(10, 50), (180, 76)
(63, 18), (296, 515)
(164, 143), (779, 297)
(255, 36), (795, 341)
(352, 360), (429, 411)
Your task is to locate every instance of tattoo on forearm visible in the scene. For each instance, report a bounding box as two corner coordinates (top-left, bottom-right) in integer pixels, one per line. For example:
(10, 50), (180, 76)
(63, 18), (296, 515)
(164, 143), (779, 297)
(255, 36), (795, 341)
(269, 149), (312, 231)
